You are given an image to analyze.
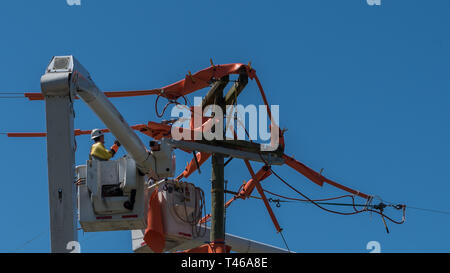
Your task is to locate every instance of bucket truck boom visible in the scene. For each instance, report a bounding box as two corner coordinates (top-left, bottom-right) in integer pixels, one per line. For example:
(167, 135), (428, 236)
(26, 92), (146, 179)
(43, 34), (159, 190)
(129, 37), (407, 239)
(41, 56), (174, 252)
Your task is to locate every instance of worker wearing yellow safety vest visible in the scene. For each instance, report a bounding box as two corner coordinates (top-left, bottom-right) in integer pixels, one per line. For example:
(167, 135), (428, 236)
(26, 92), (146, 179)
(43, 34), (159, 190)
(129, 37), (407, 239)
(90, 129), (121, 161)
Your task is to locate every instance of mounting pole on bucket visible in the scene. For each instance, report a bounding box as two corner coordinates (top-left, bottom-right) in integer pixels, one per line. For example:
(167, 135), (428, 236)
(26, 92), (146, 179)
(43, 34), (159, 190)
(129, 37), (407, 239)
(41, 57), (78, 253)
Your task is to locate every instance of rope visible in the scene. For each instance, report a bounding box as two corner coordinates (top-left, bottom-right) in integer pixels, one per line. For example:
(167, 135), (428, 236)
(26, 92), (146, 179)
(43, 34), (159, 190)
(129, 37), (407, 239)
(279, 231), (291, 253)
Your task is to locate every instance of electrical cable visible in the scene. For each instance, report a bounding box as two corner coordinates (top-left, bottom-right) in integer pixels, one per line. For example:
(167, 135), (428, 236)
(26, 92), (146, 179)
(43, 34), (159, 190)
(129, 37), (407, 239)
(400, 206), (450, 216)
(224, 157), (233, 167)
(228, 110), (407, 233)
(9, 230), (48, 253)
(155, 94), (189, 118)
(0, 92), (30, 99)
(0, 96), (26, 99)
(263, 188), (356, 203)
(169, 181), (207, 239)
(270, 168), (406, 226)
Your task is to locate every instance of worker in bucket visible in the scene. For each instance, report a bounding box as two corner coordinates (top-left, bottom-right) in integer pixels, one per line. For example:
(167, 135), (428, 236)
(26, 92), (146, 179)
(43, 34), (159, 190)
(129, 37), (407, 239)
(89, 129), (121, 161)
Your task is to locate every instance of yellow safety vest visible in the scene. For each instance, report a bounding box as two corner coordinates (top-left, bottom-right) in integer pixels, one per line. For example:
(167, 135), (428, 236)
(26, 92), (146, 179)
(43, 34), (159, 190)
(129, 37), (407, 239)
(90, 142), (114, 161)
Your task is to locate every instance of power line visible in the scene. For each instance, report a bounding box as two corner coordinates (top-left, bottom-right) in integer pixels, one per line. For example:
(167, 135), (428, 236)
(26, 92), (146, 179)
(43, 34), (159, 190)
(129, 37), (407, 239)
(261, 175), (450, 218)
(227, 167), (450, 221)
(270, 168), (406, 226)
(9, 230), (48, 253)
(406, 206), (450, 216)
(0, 96), (26, 99)
(0, 92), (27, 99)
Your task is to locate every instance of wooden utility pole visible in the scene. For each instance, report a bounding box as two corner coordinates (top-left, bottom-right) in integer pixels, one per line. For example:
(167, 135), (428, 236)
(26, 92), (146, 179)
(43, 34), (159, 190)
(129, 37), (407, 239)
(208, 76), (228, 253)
(201, 70), (249, 253)
(211, 152), (226, 252)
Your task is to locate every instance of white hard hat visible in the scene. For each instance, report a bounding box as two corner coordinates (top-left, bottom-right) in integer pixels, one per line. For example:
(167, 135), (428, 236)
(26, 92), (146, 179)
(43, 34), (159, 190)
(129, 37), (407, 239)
(91, 129), (104, 140)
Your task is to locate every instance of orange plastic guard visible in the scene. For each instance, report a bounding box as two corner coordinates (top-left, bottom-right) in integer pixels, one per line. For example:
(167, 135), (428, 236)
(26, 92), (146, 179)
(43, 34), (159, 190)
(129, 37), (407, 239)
(181, 243), (231, 253)
(283, 155), (325, 187)
(158, 63), (254, 99)
(283, 154), (370, 199)
(240, 166), (272, 198)
(110, 144), (119, 154)
(143, 190), (165, 253)
(140, 121), (172, 140)
(143, 116), (216, 140)
(24, 63), (254, 101)
(176, 152), (211, 181)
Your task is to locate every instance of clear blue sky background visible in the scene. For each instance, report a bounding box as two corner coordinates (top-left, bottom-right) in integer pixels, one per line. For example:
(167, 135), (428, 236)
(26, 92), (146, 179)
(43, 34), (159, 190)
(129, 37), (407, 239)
(1, 0), (449, 253)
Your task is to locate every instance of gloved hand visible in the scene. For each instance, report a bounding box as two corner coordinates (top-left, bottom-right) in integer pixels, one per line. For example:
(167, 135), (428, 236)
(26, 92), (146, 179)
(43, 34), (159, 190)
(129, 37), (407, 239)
(114, 140), (121, 147)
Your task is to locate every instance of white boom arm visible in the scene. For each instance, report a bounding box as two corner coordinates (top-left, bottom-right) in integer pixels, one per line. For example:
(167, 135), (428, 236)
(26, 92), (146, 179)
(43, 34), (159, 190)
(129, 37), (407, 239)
(41, 56), (168, 252)
(41, 56), (157, 175)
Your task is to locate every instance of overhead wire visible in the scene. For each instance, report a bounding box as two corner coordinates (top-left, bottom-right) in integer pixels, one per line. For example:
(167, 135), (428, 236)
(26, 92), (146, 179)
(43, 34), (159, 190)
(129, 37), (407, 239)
(396, 205), (450, 216)
(0, 92), (37, 100)
(252, 135), (405, 233)
(9, 230), (48, 253)
(155, 94), (189, 118)
(0, 92), (28, 99)
(270, 168), (406, 226)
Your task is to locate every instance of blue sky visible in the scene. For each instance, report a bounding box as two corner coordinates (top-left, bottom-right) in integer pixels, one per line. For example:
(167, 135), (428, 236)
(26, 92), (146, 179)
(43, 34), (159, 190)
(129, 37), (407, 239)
(1, 0), (450, 253)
